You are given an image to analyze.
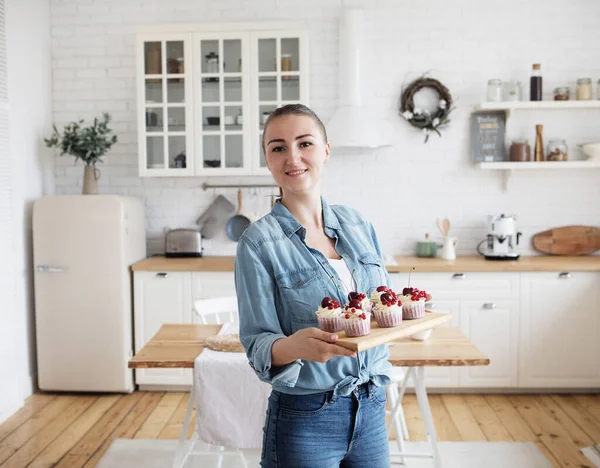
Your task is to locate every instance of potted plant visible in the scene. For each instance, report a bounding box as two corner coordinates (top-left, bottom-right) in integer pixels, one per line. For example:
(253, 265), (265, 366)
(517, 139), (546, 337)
(44, 113), (118, 194)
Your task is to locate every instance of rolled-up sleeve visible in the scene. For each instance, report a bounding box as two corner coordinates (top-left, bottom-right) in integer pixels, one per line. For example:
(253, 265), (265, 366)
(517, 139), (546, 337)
(235, 237), (303, 387)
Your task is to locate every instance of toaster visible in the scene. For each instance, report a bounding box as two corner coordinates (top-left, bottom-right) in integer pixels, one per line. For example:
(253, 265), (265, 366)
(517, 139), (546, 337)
(165, 229), (203, 257)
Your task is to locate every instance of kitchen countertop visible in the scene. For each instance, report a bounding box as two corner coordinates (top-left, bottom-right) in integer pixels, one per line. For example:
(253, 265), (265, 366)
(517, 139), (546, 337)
(131, 254), (600, 272)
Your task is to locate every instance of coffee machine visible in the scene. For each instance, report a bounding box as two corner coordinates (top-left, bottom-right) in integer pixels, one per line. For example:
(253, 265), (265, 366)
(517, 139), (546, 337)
(477, 214), (522, 260)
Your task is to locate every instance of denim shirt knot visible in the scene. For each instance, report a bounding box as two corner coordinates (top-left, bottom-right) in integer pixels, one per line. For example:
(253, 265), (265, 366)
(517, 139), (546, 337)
(235, 197), (392, 396)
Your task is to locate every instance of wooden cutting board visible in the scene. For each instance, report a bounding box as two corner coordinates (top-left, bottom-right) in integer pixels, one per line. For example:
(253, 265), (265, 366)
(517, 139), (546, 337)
(532, 225), (600, 256)
(335, 311), (451, 352)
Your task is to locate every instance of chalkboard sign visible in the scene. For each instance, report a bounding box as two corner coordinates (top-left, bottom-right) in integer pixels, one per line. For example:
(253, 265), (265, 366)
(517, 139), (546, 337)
(471, 111), (506, 162)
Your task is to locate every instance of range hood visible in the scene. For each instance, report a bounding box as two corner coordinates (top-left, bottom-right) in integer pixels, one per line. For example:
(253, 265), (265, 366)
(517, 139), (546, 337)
(327, 10), (392, 150)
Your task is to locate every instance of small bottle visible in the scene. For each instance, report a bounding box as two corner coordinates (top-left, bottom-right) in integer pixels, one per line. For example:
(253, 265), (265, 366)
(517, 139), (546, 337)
(530, 64), (542, 101)
(576, 78), (592, 100)
(534, 125), (544, 161)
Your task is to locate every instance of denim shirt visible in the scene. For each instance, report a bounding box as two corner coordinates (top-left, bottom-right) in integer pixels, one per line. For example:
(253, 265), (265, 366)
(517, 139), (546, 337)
(235, 198), (392, 397)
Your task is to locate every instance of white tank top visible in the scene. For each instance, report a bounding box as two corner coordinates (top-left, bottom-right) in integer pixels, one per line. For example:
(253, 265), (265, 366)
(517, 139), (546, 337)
(327, 257), (355, 294)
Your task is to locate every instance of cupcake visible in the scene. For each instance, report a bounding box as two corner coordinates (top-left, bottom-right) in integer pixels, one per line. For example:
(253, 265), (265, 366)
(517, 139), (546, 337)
(372, 291), (403, 328)
(369, 285), (390, 307)
(316, 297), (343, 332)
(341, 299), (371, 337)
(400, 287), (428, 320)
(346, 291), (372, 313)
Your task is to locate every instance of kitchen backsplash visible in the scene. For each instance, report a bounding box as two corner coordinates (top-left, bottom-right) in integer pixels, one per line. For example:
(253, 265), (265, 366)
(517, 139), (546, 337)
(50, 0), (600, 258)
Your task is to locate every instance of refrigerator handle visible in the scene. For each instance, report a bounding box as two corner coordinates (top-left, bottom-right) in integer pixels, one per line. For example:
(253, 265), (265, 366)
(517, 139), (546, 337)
(36, 265), (67, 273)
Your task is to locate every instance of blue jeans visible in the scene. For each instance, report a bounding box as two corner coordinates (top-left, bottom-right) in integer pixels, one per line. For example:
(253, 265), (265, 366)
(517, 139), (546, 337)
(260, 383), (390, 467)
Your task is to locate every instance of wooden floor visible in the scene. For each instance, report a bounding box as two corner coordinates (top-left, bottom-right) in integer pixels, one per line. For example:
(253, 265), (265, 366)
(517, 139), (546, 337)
(0, 392), (599, 467)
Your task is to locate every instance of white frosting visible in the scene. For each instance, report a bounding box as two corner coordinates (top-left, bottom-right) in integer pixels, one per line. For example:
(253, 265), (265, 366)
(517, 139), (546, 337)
(316, 305), (342, 317)
(373, 302), (403, 315)
(370, 290), (385, 305)
(400, 294), (425, 304)
(343, 308), (371, 320)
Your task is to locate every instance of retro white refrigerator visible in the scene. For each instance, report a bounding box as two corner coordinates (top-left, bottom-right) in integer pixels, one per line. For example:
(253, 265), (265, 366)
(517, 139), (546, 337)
(32, 195), (147, 392)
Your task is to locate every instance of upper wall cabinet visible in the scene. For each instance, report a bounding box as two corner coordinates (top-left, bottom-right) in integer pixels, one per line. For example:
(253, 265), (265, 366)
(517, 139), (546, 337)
(136, 25), (309, 177)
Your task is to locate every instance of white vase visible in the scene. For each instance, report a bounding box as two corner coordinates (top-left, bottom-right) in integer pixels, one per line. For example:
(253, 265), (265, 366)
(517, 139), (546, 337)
(441, 237), (458, 261)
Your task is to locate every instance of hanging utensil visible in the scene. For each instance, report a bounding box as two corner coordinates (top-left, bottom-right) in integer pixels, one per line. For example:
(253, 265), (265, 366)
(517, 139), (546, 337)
(196, 195), (235, 239)
(225, 190), (252, 242)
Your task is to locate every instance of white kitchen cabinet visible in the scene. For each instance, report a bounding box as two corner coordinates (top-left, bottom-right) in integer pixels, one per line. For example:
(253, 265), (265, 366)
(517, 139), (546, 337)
(133, 271), (192, 386)
(136, 24), (309, 177)
(519, 271), (600, 387)
(391, 272), (519, 300)
(421, 300), (461, 388)
(136, 35), (195, 177)
(459, 300), (519, 387)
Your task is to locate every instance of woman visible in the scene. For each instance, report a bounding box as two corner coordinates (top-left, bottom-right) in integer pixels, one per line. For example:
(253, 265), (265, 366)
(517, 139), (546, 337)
(235, 104), (392, 467)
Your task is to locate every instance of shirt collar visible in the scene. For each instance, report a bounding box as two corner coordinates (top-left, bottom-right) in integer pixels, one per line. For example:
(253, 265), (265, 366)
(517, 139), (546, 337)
(272, 197), (341, 238)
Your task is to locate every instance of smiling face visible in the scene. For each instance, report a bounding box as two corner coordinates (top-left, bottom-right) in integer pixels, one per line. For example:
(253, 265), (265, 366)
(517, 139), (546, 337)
(263, 114), (330, 197)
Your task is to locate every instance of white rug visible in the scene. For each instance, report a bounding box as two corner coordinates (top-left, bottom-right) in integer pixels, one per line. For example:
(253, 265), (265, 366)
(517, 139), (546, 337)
(582, 444), (600, 467)
(97, 439), (552, 467)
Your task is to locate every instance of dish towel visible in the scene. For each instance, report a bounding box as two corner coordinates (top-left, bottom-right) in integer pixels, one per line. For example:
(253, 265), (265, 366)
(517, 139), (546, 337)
(194, 346), (271, 449)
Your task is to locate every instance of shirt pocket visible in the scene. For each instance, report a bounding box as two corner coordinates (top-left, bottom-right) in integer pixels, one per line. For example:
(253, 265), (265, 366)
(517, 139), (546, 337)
(358, 252), (387, 291)
(276, 266), (323, 327)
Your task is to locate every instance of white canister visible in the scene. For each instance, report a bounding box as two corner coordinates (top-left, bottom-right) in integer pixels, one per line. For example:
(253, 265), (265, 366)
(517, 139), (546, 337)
(487, 79), (503, 102)
(440, 237), (458, 261)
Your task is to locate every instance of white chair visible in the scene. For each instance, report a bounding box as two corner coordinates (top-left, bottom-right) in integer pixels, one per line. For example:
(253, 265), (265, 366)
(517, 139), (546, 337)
(386, 367), (410, 461)
(172, 296), (248, 468)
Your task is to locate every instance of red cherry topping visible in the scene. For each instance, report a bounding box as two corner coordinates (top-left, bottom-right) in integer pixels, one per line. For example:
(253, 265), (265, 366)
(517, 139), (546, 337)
(360, 313), (367, 320)
(348, 299), (362, 309)
(345, 314), (350, 319)
(331, 300), (340, 308)
(380, 292), (392, 302)
(357, 293), (366, 301)
(376, 285), (388, 292)
(321, 297), (332, 307)
(348, 291), (360, 301)
(402, 287), (415, 295)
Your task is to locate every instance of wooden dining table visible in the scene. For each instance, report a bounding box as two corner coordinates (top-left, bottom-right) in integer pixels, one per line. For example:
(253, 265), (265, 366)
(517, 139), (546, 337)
(129, 324), (489, 468)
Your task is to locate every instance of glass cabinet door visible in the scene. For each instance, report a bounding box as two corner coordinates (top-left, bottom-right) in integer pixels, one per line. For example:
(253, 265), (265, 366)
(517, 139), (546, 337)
(195, 34), (251, 174)
(140, 36), (193, 175)
(252, 33), (307, 174)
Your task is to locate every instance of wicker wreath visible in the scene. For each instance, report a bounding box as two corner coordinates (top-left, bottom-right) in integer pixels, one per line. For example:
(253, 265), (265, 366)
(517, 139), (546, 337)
(400, 77), (454, 143)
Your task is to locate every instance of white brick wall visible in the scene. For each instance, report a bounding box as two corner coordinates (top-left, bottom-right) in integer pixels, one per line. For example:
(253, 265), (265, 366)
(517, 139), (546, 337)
(50, 0), (600, 257)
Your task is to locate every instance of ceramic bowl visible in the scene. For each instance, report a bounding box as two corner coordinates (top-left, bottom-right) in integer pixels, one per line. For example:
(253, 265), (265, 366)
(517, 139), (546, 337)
(410, 329), (432, 341)
(579, 142), (600, 161)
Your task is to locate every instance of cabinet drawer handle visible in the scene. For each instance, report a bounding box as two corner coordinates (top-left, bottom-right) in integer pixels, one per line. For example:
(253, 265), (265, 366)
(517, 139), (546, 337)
(156, 272), (168, 278)
(483, 302), (496, 309)
(452, 273), (466, 279)
(558, 272), (572, 279)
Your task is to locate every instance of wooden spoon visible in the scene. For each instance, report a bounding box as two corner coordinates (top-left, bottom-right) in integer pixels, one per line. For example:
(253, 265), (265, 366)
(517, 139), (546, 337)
(442, 218), (451, 237)
(436, 218), (446, 238)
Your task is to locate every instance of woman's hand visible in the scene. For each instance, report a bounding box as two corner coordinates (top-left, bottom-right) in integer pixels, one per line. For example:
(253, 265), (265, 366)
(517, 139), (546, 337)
(272, 328), (357, 365)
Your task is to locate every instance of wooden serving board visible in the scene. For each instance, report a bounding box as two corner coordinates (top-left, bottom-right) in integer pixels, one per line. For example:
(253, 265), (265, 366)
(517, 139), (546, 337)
(532, 225), (600, 256)
(335, 311), (451, 353)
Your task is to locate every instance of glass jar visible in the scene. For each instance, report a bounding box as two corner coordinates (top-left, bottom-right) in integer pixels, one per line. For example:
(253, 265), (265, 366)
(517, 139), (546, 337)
(576, 78), (592, 100)
(546, 139), (568, 161)
(505, 81), (523, 101)
(553, 87), (570, 101)
(509, 139), (531, 162)
(487, 79), (503, 102)
(205, 52), (219, 74)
